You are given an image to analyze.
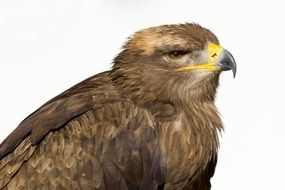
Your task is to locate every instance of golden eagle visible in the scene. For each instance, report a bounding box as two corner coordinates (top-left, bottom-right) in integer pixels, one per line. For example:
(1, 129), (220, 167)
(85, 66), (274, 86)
(0, 23), (236, 190)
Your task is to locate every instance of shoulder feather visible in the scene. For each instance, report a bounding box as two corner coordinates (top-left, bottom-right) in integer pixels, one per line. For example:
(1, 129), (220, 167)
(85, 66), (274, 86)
(0, 71), (119, 159)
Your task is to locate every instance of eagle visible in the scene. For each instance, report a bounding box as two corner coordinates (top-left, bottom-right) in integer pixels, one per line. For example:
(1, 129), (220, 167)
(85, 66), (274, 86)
(0, 23), (236, 190)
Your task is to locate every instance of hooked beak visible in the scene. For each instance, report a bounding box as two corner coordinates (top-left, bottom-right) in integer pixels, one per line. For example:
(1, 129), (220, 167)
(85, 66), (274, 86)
(217, 49), (237, 78)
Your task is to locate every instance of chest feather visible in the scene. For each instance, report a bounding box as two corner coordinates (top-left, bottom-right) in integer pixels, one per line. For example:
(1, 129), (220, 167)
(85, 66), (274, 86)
(158, 106), (222, 186)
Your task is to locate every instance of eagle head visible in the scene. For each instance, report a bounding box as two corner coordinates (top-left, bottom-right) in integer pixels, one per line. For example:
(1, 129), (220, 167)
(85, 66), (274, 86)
(111, 23), (236, 104)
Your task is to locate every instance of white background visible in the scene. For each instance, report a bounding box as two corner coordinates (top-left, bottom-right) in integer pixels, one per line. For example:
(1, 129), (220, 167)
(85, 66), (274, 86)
(0, 0), (284, 189)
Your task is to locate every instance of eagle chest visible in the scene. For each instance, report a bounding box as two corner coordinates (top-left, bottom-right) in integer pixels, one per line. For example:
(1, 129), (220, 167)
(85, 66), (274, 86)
(158, 110), (219, 187)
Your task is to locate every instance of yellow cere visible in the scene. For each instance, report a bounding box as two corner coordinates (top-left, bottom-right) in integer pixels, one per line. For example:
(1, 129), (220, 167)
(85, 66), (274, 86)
(175, 43), (223, 72)
(207, 43), (222, 63)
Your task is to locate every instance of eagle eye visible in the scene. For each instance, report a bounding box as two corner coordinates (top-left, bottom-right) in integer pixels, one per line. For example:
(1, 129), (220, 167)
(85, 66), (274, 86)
(167, 50), (188, 59)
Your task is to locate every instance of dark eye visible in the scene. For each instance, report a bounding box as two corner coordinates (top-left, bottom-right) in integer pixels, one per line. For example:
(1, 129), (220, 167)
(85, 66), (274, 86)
(168, 50), (188, 59)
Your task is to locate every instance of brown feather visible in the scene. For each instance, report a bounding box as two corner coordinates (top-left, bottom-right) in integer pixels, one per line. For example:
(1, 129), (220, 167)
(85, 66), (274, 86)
(0, 23), (225, 190)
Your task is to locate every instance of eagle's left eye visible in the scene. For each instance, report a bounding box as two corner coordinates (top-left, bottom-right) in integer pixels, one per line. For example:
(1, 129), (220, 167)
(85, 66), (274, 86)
(167, 51), (188, 59)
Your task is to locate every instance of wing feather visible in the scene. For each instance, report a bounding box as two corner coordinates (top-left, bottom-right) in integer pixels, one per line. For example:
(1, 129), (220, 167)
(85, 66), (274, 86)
(0, 71), (167, 189)
(1, 101), (166, 190)
(0, 71), (117, 159)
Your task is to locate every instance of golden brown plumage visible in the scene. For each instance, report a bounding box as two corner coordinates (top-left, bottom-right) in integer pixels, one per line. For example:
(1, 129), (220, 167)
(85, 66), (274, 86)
(0, 23), (236, 190)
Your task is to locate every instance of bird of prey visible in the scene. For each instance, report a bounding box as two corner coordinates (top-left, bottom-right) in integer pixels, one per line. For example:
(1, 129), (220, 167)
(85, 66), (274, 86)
(0, 23), (236, 190)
